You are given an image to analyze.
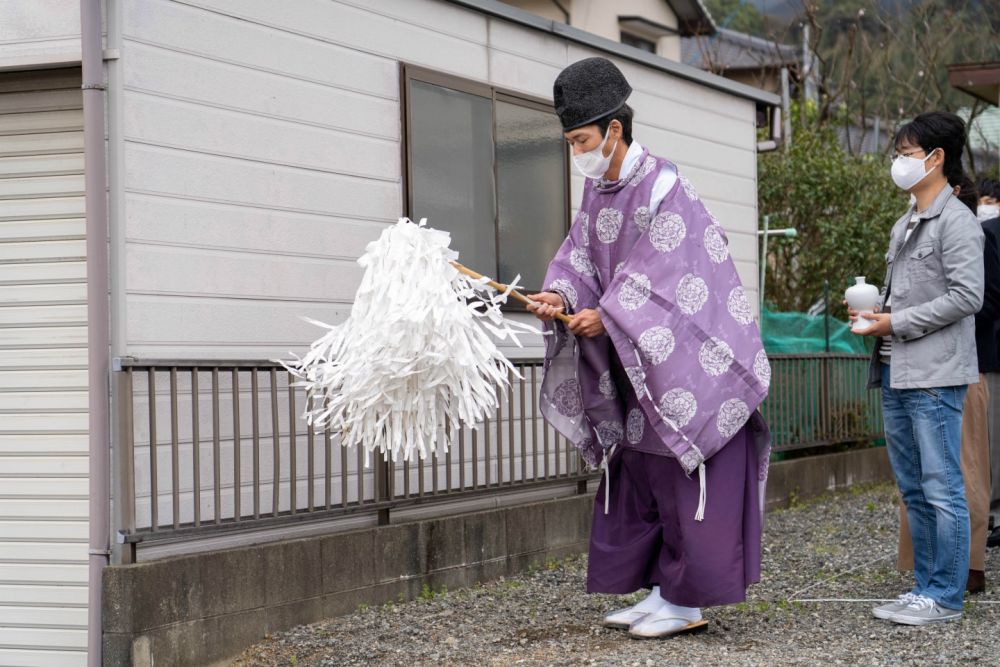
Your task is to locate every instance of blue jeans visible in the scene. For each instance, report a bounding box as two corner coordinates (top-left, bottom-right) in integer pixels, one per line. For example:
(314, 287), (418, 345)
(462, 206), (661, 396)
(881, 364), (969, 610)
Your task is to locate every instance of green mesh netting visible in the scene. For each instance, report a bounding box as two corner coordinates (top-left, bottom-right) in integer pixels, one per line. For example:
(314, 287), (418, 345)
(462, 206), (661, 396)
(759, 308), (883, 456)
(761, 307), (868, 354)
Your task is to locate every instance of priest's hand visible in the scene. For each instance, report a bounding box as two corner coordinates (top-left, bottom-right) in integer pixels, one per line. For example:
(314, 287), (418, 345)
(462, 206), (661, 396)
(569, 309), (605, 338)
(526, 291), (564, 321)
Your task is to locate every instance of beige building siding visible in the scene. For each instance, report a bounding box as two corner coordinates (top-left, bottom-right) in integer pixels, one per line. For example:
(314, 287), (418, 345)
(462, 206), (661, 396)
(120, 0), (760, 362)
(0, 0), (81, 70)
(500, 0), (683, 60)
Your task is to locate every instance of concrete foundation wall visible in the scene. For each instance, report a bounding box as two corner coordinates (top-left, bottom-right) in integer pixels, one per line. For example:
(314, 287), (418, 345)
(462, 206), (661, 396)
(102, 493), (592, 666)
(764, 447), (893, 510)
(102, 447), (892, 666)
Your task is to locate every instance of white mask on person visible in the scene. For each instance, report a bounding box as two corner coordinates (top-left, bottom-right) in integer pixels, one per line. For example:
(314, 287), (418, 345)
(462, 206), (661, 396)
(890, 149), (937, 191)
(572, 129), (618, 179)
(978, 204), (1000, 222)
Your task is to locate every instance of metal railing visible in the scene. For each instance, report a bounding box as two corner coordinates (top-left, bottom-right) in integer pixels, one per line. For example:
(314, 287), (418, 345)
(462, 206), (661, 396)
(112, 353), (881, 557)
(112, 358), (592, 560)
(761, 353), (882, 453)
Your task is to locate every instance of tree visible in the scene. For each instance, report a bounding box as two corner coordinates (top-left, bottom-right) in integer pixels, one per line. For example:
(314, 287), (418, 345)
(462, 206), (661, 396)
(702, 0), (767, 34)
(799, 0), (1000, 160)
(757, 104), (905, 315)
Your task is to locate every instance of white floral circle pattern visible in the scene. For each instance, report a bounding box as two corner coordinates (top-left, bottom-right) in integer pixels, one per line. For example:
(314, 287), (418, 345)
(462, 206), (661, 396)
(629, 156), (657, 186)
(717, 398), (749, 439)
(699, 337), (734, 377)
(659, 389), (698, 428)
(627, 408), (645, 444)
(754, 349), (771, 388)
(596, 420), (624, 446)
(570, 247), (596, 277)
(577, 212), (590, 246)
(625, 366), (646, 394)
(595, 207), (623, 244)
(649, 212), (686, 253)
(552, 379), (583, 417)
(618, 273), (651, 311)
(633, 206), (651, 232)
(676, 274), (709, 315)
(679, 446), (704, 473)
(704, 225), (729, 264)
(728, 286), (754, 325)
(681, 176), (699, 201)
(638, 326), (675, 365)
(614, 261), (625, 276)
(598, 371), (617, 400)
(547, 279), (578, 310)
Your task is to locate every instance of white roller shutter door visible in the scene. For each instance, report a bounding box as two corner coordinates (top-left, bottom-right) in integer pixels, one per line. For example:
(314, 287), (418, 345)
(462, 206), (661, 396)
(0, 67), (88, 666)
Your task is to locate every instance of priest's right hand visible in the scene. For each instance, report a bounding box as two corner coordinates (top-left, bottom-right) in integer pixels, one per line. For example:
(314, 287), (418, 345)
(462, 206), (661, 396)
(526, 291), (565, 322)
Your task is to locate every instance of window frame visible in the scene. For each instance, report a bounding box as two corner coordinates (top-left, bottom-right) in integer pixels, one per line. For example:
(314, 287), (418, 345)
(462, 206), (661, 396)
(620, 31), (657, 53)
(399, 63), (572, 294)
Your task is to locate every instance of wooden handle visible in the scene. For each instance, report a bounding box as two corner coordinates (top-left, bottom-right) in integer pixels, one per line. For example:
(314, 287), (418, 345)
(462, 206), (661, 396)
(451, 261), (573, 324)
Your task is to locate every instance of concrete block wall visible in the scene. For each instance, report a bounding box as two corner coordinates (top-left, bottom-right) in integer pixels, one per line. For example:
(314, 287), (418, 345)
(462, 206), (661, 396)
(102, 493), (592, 666)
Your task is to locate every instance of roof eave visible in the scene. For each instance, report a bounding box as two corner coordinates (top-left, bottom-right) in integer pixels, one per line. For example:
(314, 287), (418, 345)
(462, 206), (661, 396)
(666, 0), (718, 37)
(948, 62), (1000, 107)
(443, 0), (780, 106)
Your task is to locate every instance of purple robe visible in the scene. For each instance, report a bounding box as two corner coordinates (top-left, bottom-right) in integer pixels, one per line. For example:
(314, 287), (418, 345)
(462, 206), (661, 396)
(540, 148), (771, 501)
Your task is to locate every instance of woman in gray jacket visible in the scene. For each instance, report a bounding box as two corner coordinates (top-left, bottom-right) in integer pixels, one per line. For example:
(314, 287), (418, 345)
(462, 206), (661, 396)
(851, 112), (984, 625)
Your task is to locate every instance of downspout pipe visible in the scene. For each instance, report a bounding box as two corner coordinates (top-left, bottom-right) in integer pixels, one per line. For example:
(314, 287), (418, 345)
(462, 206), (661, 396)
(81, 0), (111, 664)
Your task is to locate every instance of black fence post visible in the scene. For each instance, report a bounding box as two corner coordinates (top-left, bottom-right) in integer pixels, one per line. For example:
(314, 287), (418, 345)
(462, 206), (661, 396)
(376, 458), (391, 525)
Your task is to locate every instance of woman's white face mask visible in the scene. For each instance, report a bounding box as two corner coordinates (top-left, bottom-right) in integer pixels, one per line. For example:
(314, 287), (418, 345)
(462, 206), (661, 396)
(978, 203), (1000, 222)
(891, 149), (937, 191)
(573, 128), (618, 179)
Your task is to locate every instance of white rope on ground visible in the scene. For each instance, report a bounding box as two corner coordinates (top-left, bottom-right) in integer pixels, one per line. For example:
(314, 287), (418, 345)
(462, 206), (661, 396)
(792, 598), (1000, 604)
(786, 553), (893, 601)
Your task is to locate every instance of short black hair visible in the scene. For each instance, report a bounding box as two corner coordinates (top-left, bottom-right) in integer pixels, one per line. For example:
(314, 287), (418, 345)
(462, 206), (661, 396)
(594, 104), (634, 146)
(978, 178), (1000, 200)
(893, 112), (969, 199)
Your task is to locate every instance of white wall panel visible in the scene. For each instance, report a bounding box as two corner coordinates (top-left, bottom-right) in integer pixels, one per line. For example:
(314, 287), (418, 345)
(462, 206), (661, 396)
(0, 0), (80, 69)
(179, 0), (489, 78)
(123, 92), (400, 182)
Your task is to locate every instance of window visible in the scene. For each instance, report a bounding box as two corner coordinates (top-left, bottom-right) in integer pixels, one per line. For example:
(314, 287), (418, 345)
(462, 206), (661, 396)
(620, 32), (657, 53)
(403, 66), (569, 291)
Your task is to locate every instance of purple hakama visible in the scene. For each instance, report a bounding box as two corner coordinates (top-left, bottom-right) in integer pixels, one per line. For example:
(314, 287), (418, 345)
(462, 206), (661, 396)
(587, 424), (761, 607)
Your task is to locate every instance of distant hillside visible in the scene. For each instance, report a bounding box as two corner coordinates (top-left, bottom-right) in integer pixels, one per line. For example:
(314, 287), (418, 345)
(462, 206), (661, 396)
(744, 0), (925, 29)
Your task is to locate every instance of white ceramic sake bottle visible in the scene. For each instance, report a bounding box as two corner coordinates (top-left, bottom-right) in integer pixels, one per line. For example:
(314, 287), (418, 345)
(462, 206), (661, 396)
(845, 277), (879, 333)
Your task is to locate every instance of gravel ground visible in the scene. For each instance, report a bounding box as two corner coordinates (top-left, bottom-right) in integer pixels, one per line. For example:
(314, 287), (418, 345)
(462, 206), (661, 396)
(233, 483), (1000, 666)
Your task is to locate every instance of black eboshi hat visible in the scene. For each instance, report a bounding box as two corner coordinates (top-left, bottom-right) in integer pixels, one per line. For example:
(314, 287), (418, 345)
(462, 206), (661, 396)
(553, 57), (633, 131)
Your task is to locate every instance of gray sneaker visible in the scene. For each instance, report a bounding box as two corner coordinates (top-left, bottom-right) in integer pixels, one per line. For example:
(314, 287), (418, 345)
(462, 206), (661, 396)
(890, 595), (962, 625)
(872, 592), (918, 620)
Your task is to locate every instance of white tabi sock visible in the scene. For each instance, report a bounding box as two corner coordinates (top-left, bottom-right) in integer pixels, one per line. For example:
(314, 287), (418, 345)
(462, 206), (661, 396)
(650, 597), (702, 623)
(632, 585), (667, 613)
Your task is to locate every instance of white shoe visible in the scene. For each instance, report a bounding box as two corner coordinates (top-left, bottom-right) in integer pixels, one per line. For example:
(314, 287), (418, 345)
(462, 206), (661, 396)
(602, 586), (666, 629)
(628, 607), (707, 639)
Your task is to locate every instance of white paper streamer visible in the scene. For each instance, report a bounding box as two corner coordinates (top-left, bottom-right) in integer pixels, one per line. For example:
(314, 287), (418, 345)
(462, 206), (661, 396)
(283, 218), (540, 465)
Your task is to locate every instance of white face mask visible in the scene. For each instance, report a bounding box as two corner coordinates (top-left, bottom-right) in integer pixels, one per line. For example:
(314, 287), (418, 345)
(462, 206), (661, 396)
(890, 149), (937, 191)
(572, 129), (618, 179)
(978, 204), (1000, 222)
